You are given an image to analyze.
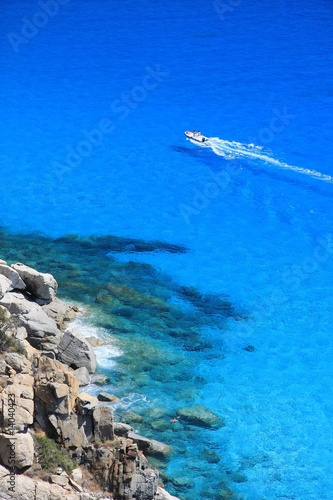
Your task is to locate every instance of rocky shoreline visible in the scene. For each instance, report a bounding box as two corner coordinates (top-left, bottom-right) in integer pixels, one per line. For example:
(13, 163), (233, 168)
(0, 259), (180, 500)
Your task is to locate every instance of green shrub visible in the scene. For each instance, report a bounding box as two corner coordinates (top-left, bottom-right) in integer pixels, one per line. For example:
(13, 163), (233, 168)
(34, 435), (77, 474)
(0, 308), (26, 356)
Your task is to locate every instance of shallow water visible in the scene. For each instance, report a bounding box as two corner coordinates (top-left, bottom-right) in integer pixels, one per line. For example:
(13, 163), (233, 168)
(1, 0), (333, 498)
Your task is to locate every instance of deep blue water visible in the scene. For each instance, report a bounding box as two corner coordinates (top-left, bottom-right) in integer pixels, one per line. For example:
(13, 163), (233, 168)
(1, 0), (333, 498)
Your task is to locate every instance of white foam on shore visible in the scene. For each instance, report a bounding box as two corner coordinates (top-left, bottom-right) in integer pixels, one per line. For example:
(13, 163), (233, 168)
(68, 315), (123, 368)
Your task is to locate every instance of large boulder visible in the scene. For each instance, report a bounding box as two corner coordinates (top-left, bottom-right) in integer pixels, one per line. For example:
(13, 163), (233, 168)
(0, 263), (25, 291)
(34, 354), (79, 417)
(11, 263), (58, 304)
(97, 392), (118, 403)
(0, 292), (61, 351)
(42, 298), (76, 330)
(155, 487), (181, 500)
(73, 366), (90, 386)
(57, 328), (97, 373)
(176, 404), (225, 429)
(113, 422), (134, 437)
(0, 276), (12, 300)
(93, 405), (114, 441)
(0, 432), (34, 469)
(127, 432), (170, 457)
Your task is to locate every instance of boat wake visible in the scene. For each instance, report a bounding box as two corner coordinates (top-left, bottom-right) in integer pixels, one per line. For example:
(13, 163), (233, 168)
(198, 137), (333, 184)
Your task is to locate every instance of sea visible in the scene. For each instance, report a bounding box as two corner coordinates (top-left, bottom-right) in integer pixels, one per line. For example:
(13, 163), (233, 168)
(1, 0), (333, 499)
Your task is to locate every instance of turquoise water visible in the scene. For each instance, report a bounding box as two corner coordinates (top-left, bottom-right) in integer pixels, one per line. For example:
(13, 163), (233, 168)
(1, 0), (333, 498)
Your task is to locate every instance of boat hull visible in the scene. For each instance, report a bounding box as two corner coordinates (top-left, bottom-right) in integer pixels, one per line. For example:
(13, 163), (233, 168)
(184, 132), (208, 143)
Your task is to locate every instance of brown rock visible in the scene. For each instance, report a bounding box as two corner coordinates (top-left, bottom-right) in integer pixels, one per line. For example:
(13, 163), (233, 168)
(93, 405), (114, 441)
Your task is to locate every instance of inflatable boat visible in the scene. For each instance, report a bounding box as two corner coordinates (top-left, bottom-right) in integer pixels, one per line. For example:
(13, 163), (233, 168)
(184, 131), (208, 143)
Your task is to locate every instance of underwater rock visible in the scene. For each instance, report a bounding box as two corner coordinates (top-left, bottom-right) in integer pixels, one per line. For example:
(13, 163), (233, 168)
(176, 404), (225, 429)
(106, 283), (171, 312)
(229, 472), (247, 483)
(55, 233), (188, 254)
(12, 263), (58, 304)
(203, 449), (220, 464)
(242, 345), (256, 352)
(116, 410), (144, 424)
(91, 373), (110, 385)
(150, 419), (169, 433)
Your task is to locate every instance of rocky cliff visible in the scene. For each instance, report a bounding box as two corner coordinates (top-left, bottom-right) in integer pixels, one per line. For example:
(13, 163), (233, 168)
(0, 259), (179, 500)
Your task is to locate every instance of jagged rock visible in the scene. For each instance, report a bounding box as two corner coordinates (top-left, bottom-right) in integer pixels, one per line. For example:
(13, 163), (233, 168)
(91, 374), (110, 385)
(113, 422), (134, 437)
(1, 380), (34, 432)
(0, 432), (34, 468)
(176, 404), (225, 429)
(42, 298), (76, 330)
(97, 392), (118, 403)
(69, 477), (83, 492)
(0, 276), (12, 300)
(125, 468), (159, 500)
(0, 259), (7, 264)
(85, 336), (104, 347)
(0, 464), (81, 499)
(0, 263), (25, 290)
(93, 406), (114, 441)
(78, 392), (99, 409)
(49, 412), (89, 449)
(34, 354), (79, 416)
(0, 291), (61, 351)
(19, 339), (38, 359)
(52, 382), (69, 399)
(155, 487), (181, 500)
(14, 326), (28, 340)
(74, 366), (90, 386)
(11, 263), (58, 304)
(0, 304), (11, 321)
(57, 328), (97, 373)
(127, 432), (170, 457)
(72, 467), (83, 483)
(50, 474), (69, 487)
(5, 353), (32, 373)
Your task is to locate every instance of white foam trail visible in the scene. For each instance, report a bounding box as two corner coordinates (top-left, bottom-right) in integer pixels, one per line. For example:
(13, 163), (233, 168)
(193, 137), (333, 184)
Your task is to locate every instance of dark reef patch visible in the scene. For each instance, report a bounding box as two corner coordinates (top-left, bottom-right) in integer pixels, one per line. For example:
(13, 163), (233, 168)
(0, 225), (248, 500)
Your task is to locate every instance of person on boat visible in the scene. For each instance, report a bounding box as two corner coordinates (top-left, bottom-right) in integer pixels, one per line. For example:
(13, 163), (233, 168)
(198, 131), (201, 136)
(193, 130), (196, 136)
